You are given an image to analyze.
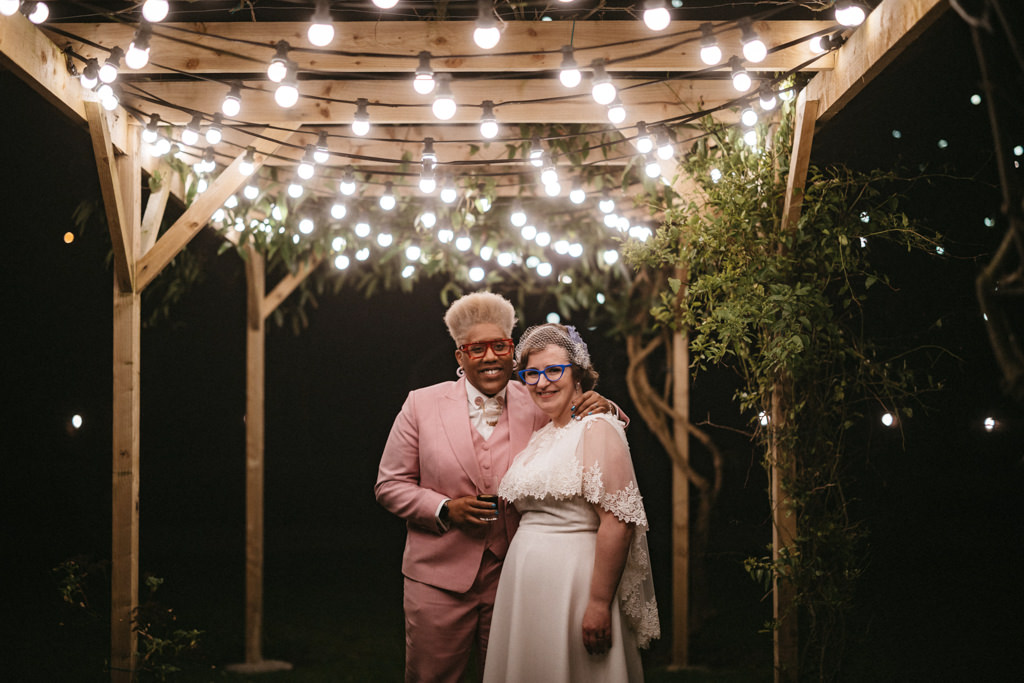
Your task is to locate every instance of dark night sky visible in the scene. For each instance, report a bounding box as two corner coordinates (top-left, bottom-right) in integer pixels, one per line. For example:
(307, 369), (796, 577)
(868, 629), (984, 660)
(2, 7), (1023, 680)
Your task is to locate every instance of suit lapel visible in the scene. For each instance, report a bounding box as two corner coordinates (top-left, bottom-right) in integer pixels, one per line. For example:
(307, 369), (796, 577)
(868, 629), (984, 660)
(439, 378), (484, 488)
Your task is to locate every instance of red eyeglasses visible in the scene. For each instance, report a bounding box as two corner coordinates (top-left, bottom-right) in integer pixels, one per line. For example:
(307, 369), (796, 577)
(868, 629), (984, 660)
(458, 338), (514, 359)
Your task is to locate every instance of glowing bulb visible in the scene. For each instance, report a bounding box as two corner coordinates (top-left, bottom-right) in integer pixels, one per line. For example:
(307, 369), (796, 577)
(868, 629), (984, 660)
(372, 0), (399, 7)
(334, 254), (350, 270)
(835, 1), (867, 27)
(438, 229), (454, 243)
(541, 160), (558, 187)
(355, 219), (371, 238)
(469, 266), (486, 282)
(405, 244), (422, 261)
(474, 1), (500, 50)
(569, 182), (586, 205)
(497, 252), (514, 267)
(352, 98), (370, 136)
(25, 1), (48, 23)
(142, 0), (168, 23)
(331, 201), (347, 220)
(125, 30), (151, 70)
(419, 163), (437, 194)
(432, 74), (456, 120)
(239, 148), (256, 176)
(99, 48), (122, 84)
(529, 137), (545, 167)
(299, 218), (315, 235)
(536, 262), (553, 277)
(602, 249), (619, 265)
(0, 0), (21, 15)
(521, 224), (537, 240)
(741, 108), (758, 127)
(297, 156), (315, 181)
(699, 23), (721, 65)
(881, 412), (895, 427)
(205, 114), (223, 145)
(544, 182), (561, 197)
(307, 1), (335, 47)
(479, 100), (499, 139)
(559, 46), (581, 88)
(455, 235), (473, 252)
(440, 177), (458, 204)
(244, 184), (259, 200)
(413, 52), (435, 94)
(275, 74), (299, 108)
(607, 98), (626, 124)
(655, 126), (675, 160)
(710, 168), (722, 183)
(288, 183), (304, 198)
(809, 35), (827, 55)
(644, 155), (661, 178)
(420, 209), (436, 228)
(379, 183), (396, 211)
(759, 87), (777, 111)
(591, 60), (616, 105)
(142, 114), (160, 144)
(643, 0), (671, 32)
(221, 85), (242, 117)
(356, 247), (370, 261)
(535, 231), (550, 247)
(267, 42), (291, 83)
(377, 232), (394, 247)
(510, 204), (527, 227)
(740, 18), (767, 63)
(599, 193), (615, 214)
(181, 114), (201, 146)
(635, 122), (652, 154)
(730, 57), (751, 92)
(79, 59), (99, 89)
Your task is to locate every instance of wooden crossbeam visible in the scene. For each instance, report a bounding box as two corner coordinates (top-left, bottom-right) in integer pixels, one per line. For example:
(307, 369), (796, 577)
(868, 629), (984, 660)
(261, 257), (324, 321)
(781, 92), (819, 232)
(803, 0), (947, 123)
(46, 20), (836, 76)
(86, 101), (135, 292)
(136, 130), (295, 291)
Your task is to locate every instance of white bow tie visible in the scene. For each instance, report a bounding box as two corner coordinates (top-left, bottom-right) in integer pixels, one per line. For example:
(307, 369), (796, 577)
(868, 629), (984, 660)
(473, 395), (505, 427)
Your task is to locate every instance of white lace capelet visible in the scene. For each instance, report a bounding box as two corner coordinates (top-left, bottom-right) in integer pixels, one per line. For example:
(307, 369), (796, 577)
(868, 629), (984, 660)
(498, 413), (661, 648)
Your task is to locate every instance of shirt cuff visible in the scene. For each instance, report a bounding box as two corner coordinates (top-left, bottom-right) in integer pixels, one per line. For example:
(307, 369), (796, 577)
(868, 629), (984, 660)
(435, 498), (451, 532)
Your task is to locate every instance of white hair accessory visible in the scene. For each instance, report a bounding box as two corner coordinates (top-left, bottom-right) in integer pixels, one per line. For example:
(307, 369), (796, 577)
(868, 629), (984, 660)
(515, 323), (592, 369)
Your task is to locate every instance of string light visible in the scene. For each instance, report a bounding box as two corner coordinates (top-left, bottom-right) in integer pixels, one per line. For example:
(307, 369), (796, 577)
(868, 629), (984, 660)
(479, 100), (499, 139)
(198, 148), (216, 173)
(352, 98), (370, 136)
(141, 0), (168, 23)
(0, 0), (21, 16)
(432, 74), (456, 120)
(758, 85), (777, 111)
(739, 18), (767, 63)
(419, 206), (437, 228)
(741, 107), (758, 127)
(275, 70), (299, 108)
(529, 137), (545, 167)
(354, 214), (371, 238)
(79, 58), (99, 89)
(205, 113), (223, 145)
(152, 136), (172, 157)
(380, 182), (396, 211)
(699, 23), (722, 66)
(607, 96), (626, 124)
(413, 51), (435, 94)
(440, 175), (458, 204)
(142, 113), (161, 144)
(655, 125), (675, 160)
(421, 137), (437, 165)
(599, 190), (615, 214)
(125, 24), (152, 70)
(635, 121), (652, 154)
(339, 166), (357, 195)
(644, 154), (661, 178)
(835, 1), (867, 27)
(419, 162), (437, 194)
(267, 41), (291, 83)
(182, 113), (202, 146)
(540, 156), (558, 187)
(642, 0), (671, 32)
(222, 84), (242, 117)
(372, 0), (399, 8)
(22, 1), (47, 24)
(559, 46), (581, 88)
(473, 0), (501, 50)
(307, 0), (335, 47)
(331, 196), (347, 219)
(314, 132), (329, 164)
(334, 254), (350, 270)
(729, 56), (751, 92)
(591, 60), (616, 105)
(243, 182), (259, 200)
(99, 84), (119, 111)
(569, 178), (586, 205)
(99, 47), (123, 84)
(297, 145), (316, 180)
(288, 182), (304, 198)
(510, 201), (527, 227)
(239, 147), (256, 176)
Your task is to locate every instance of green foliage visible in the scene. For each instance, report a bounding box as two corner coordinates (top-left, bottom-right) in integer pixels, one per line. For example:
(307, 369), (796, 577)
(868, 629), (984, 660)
(627, 105), (942, 680)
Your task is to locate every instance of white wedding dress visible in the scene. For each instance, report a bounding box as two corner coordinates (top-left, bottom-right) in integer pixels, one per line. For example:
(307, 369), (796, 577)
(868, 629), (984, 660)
(483, 414), (659, 683)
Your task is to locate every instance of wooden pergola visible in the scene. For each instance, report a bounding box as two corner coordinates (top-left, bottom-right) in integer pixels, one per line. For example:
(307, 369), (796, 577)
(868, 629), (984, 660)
(0, 0), (949, 680)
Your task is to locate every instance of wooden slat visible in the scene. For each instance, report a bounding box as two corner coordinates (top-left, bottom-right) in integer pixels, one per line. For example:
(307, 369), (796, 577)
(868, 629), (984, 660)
(86, 101), (134, 292)
(136, 130), (294, 291)
(46, 20), (836, 75)
(140, 162), (173, 256)
(780, 93), (818, 232)
(803, 0), (947, 123)
(260, 256), (323, 320)
(123, 78), (743, 126)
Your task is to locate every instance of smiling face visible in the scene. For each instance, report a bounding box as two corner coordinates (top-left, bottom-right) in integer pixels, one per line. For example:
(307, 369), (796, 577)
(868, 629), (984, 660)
(521, 344), (579, 426)
(455, 322), (515, 396)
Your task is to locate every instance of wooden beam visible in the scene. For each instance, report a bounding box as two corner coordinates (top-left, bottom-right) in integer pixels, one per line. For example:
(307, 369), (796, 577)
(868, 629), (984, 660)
(803, 0), (947, 123)
(671, 329), (691, 668)
(124, 78), (739, 126)
(140, 162), (173, 256)
(46, 20), (836, 76)
(261, 256), (323, 320)
(136, 131), (294, 291)
(86, 101), (135, 293)
(780, 93), (818, 232)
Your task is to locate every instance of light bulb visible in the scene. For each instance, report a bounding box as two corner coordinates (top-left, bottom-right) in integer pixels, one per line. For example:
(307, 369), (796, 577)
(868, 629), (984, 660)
(79, 59), (99, 89)
(655, 126), (675, 160)
(759, 86), (777, 111)
(298, 146), (316, 180)
(142, 114), (160, 144)
(99, 47), (122, 84)
(644, 155), (661, 178)
(334, 254), (350, 270)
(405, 244), (422, 261)
(420, 209), (436, 228)
(521, 224), (537, 240)
(479, 100), (498, 139)
(432, 74), (456, 120)
(314, 132), (329, 164)
(0, 0), (21, 16)
(25, 1), (48, 23)
(421, 137), (437, 165)
(635, 122), (652, 154)
(510, 203), (527, 227)
(599, 193), (615, 214)
(699, 23), (721, 65)
(544, 182), (561, 197)
(244, 184), (259, 200)
(739, 18), (767, 63)
(356, 247), (370, 261)
(809, 35), (827, 55)
(142, 0), (169, 23)
(331, 201), (347, 220)
(643, 0), (671, 32)
(182, 114), (201, 146)
(101, 89), (119, 111)
(569, 182), (586, 205)
(541, 160), (558, 187)
(529, 137), (545, 167)
(339, 168), (356, 195)
(413, 52), (435, 94)
(125, 29), (151, 70)
(239, 148), (256, 176)
(377, 232), (393, 247)
(559, 46), (581, 88)
(474, 0), (500, 50)
(222, 85), (242, 117)
(275, 75), (299, 108)
(267, 42), (291, 83)
(468, 266), (486, 282)
(744, 129), (758, 147)
(607, 97), (626, 124)
(355, 219), (371, 238)
(741, 108), (758, 127)
(835, 1), (867, 27)
(440, 176), (457, 204)
(205, 114), (223, 145)
(299, 218), (315, 234)
(478, 191), (492, 212)
(153, 137), (172, 157)
(591, 60), (616, 105)
(352, 98), (370, 136)
(307, 0), (335, 47)
(372, 0), (399, 8)
(419, 163), (437, 194)
(288, 183), (304, 198)
(380, 183), (396, 211)
(730, 57), (751, 92)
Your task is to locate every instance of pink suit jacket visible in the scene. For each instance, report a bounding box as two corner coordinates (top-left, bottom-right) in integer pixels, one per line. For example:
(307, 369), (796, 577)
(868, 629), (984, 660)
(375, 377), (551, 594)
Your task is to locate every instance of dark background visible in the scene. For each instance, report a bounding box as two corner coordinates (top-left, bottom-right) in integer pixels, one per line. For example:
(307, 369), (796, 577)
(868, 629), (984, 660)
(3, 9), (1023, 681)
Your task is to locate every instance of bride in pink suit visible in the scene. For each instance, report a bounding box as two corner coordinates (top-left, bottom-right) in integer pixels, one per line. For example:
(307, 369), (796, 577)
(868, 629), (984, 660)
(483, 324), (660, 683)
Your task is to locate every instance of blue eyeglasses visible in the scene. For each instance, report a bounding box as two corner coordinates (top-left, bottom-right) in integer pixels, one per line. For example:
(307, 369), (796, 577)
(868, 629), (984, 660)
(518, 364), (572, 385)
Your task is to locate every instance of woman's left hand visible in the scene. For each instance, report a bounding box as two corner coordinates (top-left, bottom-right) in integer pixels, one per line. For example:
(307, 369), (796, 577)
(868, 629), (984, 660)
(571, 391), (612, 420)
(582, 600), (612, 655)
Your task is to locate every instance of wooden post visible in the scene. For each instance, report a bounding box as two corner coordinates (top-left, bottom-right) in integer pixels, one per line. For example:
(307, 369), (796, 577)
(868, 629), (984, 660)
(671, 329), (691, 668)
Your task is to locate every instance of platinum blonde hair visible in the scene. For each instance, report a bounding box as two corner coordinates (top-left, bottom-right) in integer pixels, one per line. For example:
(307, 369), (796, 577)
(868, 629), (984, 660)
(443, 291), (517, 346)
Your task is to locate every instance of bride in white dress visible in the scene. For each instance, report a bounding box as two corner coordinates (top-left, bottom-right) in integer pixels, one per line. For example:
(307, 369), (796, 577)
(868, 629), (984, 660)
(483, 324), (659, 683)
